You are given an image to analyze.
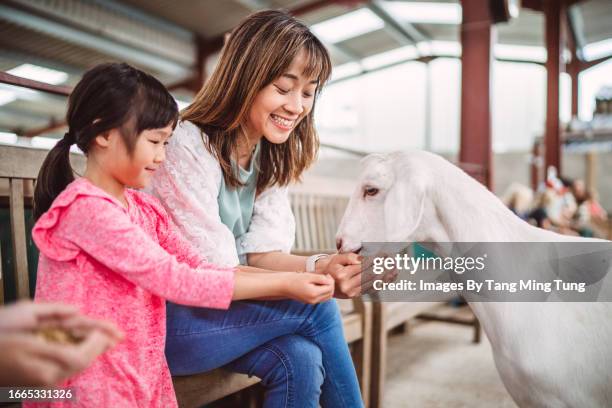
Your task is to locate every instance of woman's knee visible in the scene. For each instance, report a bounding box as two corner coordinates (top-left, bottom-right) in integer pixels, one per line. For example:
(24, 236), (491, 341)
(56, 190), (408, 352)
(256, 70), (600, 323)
(305, 299), (343, 333)
(257, 335), (324, 397)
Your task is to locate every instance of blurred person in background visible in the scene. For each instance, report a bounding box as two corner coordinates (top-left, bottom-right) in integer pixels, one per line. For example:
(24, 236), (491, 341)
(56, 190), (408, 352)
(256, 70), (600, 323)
(502, 182), (533, 220)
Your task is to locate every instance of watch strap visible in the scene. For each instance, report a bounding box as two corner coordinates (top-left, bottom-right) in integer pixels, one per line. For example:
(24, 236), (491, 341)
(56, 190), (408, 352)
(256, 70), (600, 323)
(306, 253), (329, 273)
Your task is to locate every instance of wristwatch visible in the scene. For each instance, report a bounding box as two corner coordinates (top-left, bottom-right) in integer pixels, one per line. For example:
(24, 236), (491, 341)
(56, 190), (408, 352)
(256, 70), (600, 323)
(306, 254), (329, 273)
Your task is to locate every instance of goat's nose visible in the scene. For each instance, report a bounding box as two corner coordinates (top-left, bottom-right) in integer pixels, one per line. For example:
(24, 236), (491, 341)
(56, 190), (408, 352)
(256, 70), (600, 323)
(336, 238), (343, 251)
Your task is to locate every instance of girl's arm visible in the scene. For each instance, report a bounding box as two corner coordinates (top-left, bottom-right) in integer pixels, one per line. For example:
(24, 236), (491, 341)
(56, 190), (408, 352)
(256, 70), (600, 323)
(248, 251), (364, 298)
(54, 197), (332, 306)
(247, 251), (331, 273)
(234, 270), (334, 304)
(52, 196), (233, 308)
(153, 197), (334, 302)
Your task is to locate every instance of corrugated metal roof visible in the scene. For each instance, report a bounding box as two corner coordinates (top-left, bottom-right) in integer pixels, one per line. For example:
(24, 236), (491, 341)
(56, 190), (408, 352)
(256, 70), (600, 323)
(0, 0), (610, 138)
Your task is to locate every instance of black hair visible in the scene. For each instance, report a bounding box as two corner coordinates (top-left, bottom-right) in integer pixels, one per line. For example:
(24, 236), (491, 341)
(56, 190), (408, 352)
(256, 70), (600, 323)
(33, 62), (178, 220)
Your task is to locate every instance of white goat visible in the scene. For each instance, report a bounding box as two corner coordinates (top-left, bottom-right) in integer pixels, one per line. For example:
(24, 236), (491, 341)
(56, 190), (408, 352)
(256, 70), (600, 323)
(336, 151), (612, 408)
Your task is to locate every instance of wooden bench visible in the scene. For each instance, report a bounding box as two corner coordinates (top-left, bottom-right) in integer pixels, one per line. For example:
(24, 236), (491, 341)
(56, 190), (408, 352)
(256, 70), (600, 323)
(0, 145), (373, 407)
(0, 145), (87, 303)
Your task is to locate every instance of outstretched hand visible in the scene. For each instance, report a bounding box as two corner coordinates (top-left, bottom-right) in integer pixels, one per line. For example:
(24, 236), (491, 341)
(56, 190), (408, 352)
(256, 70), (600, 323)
(0, 301), (124, 387)
(0, 301), (79, 332)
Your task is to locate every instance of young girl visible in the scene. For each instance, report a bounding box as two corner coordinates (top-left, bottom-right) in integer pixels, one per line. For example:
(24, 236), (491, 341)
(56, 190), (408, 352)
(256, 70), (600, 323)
(29, 62), (334, 407)
(150, 10), (364, 408)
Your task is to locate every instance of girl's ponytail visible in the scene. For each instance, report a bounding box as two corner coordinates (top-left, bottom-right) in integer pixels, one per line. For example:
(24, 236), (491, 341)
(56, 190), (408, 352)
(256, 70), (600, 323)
(33, 132), (76, 220)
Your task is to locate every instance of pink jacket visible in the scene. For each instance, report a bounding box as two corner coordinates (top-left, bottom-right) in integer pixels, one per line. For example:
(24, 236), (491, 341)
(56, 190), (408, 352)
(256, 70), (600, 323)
(29, 178), (234, 407)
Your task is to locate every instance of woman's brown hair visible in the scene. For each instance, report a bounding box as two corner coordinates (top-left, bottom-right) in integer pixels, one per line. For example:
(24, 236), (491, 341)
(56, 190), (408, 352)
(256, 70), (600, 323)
(181, 9), (332, 191)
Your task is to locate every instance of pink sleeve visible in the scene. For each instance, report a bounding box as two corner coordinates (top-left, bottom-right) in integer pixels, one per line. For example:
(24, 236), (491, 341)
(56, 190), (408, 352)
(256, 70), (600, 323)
(59, 196), (234, 309)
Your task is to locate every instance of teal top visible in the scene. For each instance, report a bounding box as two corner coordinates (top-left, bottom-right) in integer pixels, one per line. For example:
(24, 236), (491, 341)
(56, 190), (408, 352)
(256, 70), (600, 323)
(217, 143), (260, 264)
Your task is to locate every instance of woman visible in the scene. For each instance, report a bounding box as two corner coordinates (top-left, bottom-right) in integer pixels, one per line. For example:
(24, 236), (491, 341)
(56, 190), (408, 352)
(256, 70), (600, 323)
(150, 10), (364, 407)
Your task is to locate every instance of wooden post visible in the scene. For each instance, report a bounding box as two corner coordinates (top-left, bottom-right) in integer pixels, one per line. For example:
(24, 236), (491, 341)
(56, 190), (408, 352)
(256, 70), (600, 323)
(351, 299), (372, 407)
(9, 178), (30, 299)
(370, 302), (388, 408)
(567, 36), (581, 118)
(189, 36), (224, 94)
(544, 0), (566, 176)
(568, 62), (579, 118)
(459, 0), (494, 190)
(0, 244), (4, 304)
(585, 151), (597, 193)
(531, 140), (544, 191)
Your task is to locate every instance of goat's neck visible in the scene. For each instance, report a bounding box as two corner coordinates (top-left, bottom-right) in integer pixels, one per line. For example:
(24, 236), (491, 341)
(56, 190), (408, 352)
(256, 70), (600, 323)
(428, 164), (545, 243)
(419, 162), (573, 333)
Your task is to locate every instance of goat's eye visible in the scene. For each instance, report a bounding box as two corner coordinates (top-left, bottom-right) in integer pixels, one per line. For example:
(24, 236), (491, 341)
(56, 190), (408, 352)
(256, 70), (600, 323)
(363, 187), (379, 198)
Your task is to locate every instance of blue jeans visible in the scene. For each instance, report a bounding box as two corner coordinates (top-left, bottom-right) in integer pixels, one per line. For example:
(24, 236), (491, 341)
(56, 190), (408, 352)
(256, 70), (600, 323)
(166, 299), (364, 408)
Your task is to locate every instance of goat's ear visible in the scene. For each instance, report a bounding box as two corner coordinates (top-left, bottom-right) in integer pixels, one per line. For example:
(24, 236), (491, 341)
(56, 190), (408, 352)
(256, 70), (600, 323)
(383, 179), (426, 242)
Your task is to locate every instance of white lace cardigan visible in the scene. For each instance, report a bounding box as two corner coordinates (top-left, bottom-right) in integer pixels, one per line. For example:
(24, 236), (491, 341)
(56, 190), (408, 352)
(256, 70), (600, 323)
(147, 120), (296, 268)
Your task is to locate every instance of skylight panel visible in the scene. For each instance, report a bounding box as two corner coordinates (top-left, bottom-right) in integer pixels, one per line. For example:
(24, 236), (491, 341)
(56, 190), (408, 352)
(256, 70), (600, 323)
(311, 8), (385, 44)
(8, 64), (68, 85)
(382, 2), (462, 25)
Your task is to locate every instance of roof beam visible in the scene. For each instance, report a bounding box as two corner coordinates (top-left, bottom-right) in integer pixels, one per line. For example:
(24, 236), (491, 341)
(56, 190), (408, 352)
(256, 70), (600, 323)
(90, 0), (193, 40)
(0, 50), (83, 78)
(0, 105), (58, 124)
(367, 1), (428, 45)
(0, 72), (71, 97)
(204, 0), (366, 54)
(330, 43), (362, 63)
(522, 0), (542, 12)
(580, 54), (612, 71)
(567, 3), (587, 60)
(329, 54), (546, 86)
(184, 0), (367, 85)
(235, 0), (361, 65)
(523, 1), (585, 12)
(22, 120), (67, 138)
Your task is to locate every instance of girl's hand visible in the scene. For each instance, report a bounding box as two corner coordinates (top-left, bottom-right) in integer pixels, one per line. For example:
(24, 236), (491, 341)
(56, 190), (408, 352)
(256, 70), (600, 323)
(320, 253), (364, 298)
(285, 273), (335, 304)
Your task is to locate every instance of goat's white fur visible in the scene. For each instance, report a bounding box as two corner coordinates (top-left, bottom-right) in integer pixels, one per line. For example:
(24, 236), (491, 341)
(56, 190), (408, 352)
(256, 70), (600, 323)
(336, 151), (612, 408)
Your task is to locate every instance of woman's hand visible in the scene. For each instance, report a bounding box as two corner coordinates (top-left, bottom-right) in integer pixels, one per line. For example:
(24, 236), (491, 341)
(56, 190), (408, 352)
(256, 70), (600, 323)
(319, 253), (370, 298)
(285, 273), (335, 304)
